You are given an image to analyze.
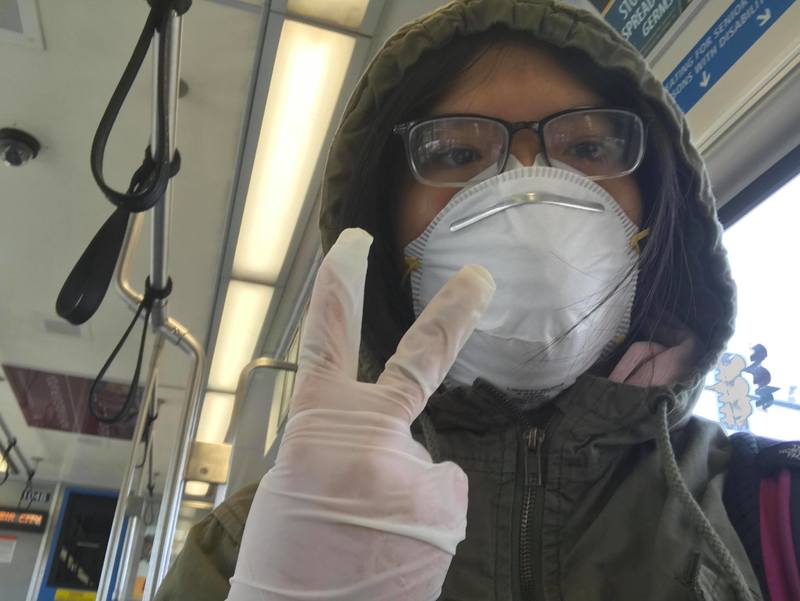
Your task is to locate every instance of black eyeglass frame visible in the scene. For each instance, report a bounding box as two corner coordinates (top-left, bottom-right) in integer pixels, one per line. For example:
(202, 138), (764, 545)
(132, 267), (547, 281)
(393, 106), (648, 187)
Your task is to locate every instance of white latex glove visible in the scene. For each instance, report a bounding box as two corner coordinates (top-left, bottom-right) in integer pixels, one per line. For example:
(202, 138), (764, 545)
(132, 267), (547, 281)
(226, 228), (495, 601)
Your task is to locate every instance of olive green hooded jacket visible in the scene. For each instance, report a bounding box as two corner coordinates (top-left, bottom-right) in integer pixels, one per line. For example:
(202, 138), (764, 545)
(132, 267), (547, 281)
(154, 1), (762, 600)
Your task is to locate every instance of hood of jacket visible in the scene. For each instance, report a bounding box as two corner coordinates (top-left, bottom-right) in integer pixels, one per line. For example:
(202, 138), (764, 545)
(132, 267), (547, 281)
(317, 0), (736, 421)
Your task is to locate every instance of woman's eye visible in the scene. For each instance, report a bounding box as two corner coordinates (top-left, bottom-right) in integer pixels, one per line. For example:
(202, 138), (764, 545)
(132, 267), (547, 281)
(573, 142), (602, 159)
(431, 146), (483, 167)
(565, 137), (623, 162)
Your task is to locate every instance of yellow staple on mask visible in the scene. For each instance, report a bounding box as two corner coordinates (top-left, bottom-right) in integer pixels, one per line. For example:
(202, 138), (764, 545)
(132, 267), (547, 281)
(628, 228), (651, 255)
(402, 256), (422, 285)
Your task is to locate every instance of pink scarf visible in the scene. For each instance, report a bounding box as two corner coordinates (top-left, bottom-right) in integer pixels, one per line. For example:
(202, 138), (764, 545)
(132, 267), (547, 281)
(609, 333), (698, 387)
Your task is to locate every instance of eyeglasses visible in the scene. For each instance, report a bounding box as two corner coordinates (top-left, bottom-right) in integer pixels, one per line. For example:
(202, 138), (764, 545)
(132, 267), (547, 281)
(393, 107), (646, 187)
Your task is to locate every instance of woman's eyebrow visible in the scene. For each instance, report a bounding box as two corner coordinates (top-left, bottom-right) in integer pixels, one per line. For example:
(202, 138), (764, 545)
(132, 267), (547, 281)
(423, 105), (613, 120)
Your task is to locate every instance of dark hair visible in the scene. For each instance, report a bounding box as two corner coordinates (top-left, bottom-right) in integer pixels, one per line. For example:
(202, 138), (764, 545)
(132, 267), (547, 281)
(335, 27), (700, 377)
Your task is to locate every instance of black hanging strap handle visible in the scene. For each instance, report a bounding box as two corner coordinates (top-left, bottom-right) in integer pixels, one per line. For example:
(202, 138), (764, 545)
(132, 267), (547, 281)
(88, 277), (173, 424)
(56, 149), (180, 326)
(56, 0), (191, 425)
(89, 2), (189, 213)
(57, 0), (189, 326)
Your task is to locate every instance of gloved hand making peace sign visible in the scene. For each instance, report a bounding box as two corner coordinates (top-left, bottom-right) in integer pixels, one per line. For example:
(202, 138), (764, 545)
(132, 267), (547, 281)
(226, 228), (495, 601)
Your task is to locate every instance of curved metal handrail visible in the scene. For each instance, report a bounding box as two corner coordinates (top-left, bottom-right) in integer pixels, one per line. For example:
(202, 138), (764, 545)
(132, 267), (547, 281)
(225, 357), (298, 444)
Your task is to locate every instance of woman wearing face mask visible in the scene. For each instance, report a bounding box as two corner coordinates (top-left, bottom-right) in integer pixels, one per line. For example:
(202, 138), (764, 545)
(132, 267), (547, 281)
(154, 1), (785, 600)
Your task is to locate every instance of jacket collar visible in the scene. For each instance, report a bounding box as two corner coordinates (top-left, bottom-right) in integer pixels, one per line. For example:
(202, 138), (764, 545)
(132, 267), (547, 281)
(424, 372), (704, 444)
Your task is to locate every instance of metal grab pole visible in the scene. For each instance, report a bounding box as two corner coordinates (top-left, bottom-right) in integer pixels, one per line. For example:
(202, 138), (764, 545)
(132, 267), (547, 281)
(95, 338), (164, 601)
(95, 11), (183, 601)
(113, 8), (208, 597)
(115, 194), (208, 598)
(150, 2), (179, 301)
(114, 378), (160, 601)
(109, 8), (209, 600)
(115, 215), (206, 601)
(143, 334), (205, 600)
(111, 350), (163, 601)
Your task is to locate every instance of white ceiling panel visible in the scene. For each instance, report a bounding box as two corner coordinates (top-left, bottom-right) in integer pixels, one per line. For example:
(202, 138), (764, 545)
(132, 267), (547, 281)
(0, 0), (260, 387)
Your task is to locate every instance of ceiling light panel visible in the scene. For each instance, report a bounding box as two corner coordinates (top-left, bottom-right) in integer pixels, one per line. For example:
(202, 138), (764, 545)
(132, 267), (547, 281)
(288, 0), (370, 30)
(208, 281), (275, 392)
(195, 392), (235, 443)
(233, 19), (356, 283)
(184, 481), (210, 497)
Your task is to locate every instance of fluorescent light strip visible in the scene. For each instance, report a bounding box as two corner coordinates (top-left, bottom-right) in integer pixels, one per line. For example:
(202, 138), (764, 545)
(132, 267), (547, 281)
(288, 0), (370, 30)
(233, 20), (356, 283)
(196, 392), (236, 443)
(208, 281), (275, 392)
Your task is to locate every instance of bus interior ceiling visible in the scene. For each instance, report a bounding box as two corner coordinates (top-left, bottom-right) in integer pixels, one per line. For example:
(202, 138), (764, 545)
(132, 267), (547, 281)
(0, 0), (261, 493)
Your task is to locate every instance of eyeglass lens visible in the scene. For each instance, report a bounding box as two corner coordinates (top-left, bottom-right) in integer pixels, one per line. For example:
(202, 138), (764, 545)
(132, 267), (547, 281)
(407, 109), (643, 185)
(543, 110), (643, 180)
(408, 117), (507, 186)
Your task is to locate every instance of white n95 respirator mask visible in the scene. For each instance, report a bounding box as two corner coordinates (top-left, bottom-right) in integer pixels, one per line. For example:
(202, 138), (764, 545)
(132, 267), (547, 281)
(404, 158), (643, 401)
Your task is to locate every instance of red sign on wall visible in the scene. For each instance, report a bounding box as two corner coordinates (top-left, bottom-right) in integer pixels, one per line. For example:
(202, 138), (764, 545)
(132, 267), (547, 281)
(2, 364), (141, 440)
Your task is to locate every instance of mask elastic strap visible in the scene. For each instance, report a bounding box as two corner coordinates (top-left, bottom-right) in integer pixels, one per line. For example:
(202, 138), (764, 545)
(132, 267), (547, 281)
(401, 256), (421, 286)
(628, 228), (651, 255)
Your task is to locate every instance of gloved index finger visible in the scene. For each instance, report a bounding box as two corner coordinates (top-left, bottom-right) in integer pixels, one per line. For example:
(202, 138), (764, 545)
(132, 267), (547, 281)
(377, 264), (495, 423)
(297, 228), (372, 381)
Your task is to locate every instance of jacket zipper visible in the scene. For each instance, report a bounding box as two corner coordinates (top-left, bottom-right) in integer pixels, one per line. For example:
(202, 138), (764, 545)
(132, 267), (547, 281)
(520, 426), (546, 601)
(471, 380), (553, 601)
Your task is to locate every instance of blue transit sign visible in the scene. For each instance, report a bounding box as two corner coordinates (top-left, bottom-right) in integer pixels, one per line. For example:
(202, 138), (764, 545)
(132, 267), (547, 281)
(664, 0), (796, 113)
(597, 0), (691, 55)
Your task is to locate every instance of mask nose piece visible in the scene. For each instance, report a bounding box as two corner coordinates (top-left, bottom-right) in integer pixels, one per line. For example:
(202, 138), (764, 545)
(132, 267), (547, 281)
(503, 153), (526, 171)
(503, 153), (548, 172)
(532, 153), (550, 167)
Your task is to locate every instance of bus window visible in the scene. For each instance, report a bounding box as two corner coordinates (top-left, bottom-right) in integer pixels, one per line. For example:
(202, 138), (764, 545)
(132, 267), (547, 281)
(694, 170), (800, 438)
